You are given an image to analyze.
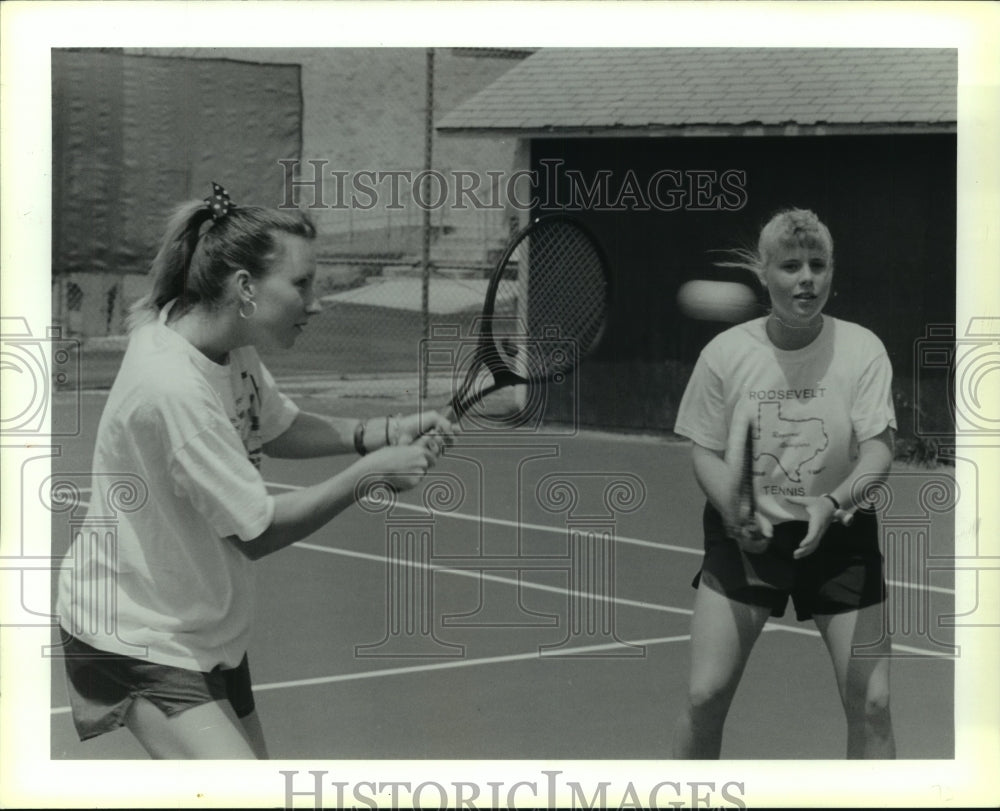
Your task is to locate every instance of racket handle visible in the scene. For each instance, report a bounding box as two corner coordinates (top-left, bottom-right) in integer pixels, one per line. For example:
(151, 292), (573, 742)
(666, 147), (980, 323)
(835, 507), (856, 526)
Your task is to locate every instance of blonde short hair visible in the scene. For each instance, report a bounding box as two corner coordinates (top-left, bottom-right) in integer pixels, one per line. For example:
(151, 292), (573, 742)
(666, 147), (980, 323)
(713, 208), (833, 282)
(758, 208), (833, 269)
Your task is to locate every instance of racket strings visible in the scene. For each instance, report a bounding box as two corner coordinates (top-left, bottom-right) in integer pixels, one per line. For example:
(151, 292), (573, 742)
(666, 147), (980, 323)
(495, 222), (608, 377)
(450, 217), (610, 421)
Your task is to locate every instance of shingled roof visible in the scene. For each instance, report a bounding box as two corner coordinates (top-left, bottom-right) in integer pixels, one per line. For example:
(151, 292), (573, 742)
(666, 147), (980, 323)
(437, 48), (956, 136)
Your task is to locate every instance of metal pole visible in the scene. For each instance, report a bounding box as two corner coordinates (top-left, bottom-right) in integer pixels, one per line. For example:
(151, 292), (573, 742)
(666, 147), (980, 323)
(420, 48), (435, 402)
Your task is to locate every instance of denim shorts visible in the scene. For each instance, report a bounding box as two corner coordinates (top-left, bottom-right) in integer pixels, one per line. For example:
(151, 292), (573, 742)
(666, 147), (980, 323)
(59, 633), (255, 741)
(692, 502), (886, 621)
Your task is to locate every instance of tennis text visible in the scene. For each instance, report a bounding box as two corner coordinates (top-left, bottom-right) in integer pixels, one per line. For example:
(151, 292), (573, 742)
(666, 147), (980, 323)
(762, 485), (807, 497)
(280, 770), (747, 809)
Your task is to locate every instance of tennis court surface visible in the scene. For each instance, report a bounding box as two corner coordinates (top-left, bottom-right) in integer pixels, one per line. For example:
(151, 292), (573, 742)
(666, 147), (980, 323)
(49, 388), (955, 760)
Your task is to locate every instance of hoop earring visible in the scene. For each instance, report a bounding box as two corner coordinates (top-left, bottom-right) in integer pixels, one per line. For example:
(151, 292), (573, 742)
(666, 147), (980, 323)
(239, 299), (257, 319)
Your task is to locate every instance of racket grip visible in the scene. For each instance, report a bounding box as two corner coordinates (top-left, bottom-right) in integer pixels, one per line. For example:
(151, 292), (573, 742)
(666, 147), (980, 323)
(835, 507), (856, 526)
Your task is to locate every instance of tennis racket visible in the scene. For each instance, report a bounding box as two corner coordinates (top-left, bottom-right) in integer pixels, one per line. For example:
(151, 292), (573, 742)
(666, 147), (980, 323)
(732, 417), (856, 556)
(733, 418), (770, 553)
(445, 215), (611, 426)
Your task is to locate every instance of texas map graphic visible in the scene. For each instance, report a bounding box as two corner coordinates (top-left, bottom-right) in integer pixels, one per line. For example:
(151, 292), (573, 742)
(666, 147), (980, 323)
(752, 402), (829, 483)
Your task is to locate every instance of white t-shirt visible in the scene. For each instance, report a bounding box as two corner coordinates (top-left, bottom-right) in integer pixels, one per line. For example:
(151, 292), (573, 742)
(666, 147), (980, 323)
(674, 316), (896, 525)
(56, 305), (299, 670)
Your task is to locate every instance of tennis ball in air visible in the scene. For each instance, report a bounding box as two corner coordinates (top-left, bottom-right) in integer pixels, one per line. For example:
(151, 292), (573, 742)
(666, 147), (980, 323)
(676, 280), (761, 323)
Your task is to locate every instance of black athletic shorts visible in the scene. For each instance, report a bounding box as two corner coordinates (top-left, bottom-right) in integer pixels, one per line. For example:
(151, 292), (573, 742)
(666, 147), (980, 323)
(59, 632), (255, 741)
(691, 502), (886, 621)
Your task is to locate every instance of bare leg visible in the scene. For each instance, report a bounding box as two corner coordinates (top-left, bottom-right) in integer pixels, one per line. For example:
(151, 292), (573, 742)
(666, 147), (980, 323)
(815, 604), (896, 759)
(672, 584), (772, 759)
(125, 697), (259, 759)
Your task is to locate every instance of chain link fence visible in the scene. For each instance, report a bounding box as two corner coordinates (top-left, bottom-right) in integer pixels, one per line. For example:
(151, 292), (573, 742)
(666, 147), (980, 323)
(264, 47), (526, 405)
(264, 182), (515, 405)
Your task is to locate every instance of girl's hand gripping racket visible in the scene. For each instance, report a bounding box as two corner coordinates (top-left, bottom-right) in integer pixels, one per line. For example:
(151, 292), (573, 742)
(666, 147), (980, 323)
(447, 215), (611, 426)
(834, 503), (856, 526)
(732, 420), (771, 554)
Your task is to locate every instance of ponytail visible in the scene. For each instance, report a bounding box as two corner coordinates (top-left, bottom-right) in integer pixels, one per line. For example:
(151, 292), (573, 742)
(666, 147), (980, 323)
(127, 202), (213, 330)
(127, 191), (316, 332)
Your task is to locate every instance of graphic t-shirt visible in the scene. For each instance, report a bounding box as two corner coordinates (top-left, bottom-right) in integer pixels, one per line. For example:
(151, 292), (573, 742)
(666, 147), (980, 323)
(56, 304), (299, 670)
(674, 316), (896, 525)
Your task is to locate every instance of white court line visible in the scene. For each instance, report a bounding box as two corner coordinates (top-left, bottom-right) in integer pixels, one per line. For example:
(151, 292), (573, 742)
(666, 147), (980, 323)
(49, 621), (952, 717)
(51, 634), (693, 714)
(267, 481), (957, 597)
(49, 490), (956, 658)
(265, 480), (700, 557)
(765, 623), (955, 658)
(252, 633), (692, 692)
(48, 508), (953, 719)
(295, 540), (694, 617)
(295, 541), (955, 659)
(50, 492), (688, 618)
(56, 483), (958, 597)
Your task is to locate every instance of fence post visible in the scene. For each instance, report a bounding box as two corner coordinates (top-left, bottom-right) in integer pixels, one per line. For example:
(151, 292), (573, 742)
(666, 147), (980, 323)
(420, 48), (435, 402)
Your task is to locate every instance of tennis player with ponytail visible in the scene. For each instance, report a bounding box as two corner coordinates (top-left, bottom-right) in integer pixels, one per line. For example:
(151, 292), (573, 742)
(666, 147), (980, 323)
(671, 208), (897, 759)
(56, 183), (452, 759)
